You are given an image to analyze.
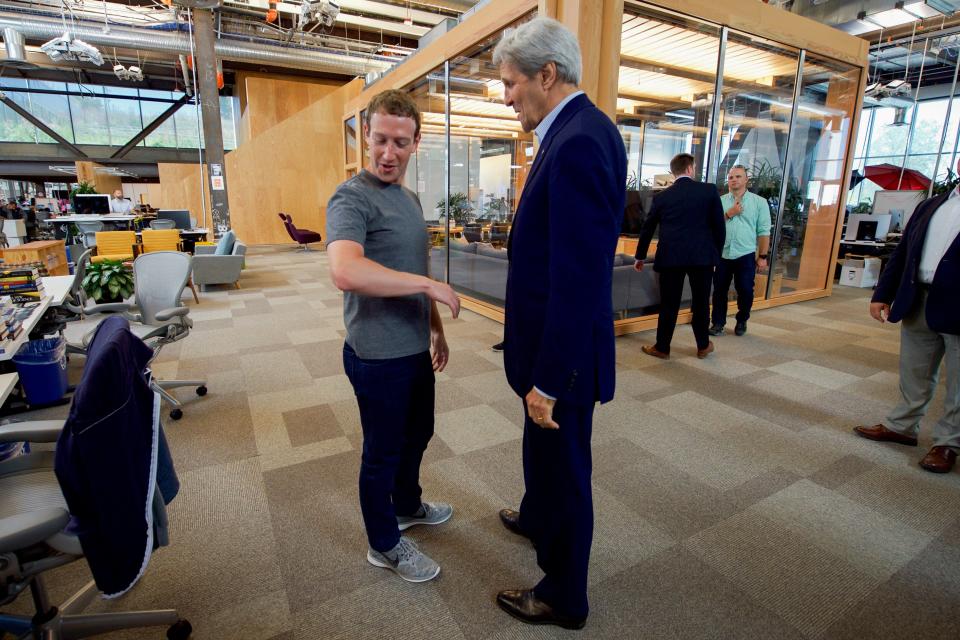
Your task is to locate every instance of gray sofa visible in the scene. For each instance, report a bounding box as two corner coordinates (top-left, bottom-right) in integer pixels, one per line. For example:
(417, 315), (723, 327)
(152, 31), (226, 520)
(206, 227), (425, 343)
(192, 241), (247, 290)
(430, 241), (691, 316)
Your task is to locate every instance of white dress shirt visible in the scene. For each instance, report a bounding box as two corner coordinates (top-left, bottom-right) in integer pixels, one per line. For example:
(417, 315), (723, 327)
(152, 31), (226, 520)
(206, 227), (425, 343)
(918, 188), (960, 284)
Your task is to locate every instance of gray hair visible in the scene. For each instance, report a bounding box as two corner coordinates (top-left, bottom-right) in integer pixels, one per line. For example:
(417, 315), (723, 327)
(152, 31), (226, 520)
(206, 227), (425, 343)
(729, 164), (749, 176)
(492, 17), (582, 86)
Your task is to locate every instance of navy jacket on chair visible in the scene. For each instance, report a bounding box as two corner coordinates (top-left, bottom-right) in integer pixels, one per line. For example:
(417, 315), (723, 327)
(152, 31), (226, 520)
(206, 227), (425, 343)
(634, 178), (726, 270)
(55, 315), (179, 598)
(872, 191), (960, 335)
(504, 93), (627, 406)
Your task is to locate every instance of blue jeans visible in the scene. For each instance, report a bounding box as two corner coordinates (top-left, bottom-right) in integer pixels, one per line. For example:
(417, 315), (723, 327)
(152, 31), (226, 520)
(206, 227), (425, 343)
(711, 253), (757, 327)
(343, 343), (435, 553)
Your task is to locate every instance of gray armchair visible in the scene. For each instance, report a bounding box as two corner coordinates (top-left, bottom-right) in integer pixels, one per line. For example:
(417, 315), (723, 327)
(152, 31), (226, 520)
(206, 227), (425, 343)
(192, 241), (246, 291)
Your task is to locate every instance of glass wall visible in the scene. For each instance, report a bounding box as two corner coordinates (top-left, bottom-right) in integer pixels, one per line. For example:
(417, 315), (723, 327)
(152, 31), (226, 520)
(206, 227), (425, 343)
(347, 1), (862, 323)
(400, 13), (535, 307)
(0, 79), (238, 150)
(772, 53), (859, 297)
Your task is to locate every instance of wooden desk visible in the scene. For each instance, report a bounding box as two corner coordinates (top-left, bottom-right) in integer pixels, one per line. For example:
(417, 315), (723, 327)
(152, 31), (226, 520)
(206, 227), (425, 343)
(0, 372), (18, 406)
(41, 275), (76, 307)
(0, 296), (53, 361)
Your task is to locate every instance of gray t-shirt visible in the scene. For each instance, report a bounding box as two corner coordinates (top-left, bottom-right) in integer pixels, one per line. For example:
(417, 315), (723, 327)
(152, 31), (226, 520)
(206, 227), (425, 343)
(326, 169), (430, 359)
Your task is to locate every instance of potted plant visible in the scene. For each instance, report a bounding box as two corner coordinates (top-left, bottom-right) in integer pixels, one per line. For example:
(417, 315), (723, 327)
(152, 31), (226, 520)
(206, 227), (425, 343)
(932, 169), (959, 197)
(68, 181), (97, 200)
(81, 260), (134, 303)
(435, 192), (473, 226)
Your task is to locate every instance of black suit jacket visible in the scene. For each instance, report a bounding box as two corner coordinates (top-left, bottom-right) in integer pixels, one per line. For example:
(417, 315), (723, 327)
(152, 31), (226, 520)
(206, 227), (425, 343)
(873, 191), (960, 334)
(634, 177), (725, 270)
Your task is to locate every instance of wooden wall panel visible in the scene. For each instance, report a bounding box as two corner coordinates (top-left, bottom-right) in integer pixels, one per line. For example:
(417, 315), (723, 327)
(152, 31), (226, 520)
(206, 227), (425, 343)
(226, 78), (364, 245)
(236, 72), (345, 145)
(157, 163), (212, 234)
(74, 161), (122, 194)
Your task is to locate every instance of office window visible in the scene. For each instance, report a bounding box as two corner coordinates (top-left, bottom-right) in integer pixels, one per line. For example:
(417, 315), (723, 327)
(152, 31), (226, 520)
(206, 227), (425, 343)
(68, 84), (111, 146)
(140, 89), (179, 148)
(0, 79), (39, 143)
(26, 80), (74, 144)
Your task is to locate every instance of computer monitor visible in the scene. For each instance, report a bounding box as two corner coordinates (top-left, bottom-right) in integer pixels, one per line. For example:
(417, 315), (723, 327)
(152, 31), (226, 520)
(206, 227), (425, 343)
(845, 213), (892, 241)
(157, 209), (192, 230)
(72, 194), (110, 215)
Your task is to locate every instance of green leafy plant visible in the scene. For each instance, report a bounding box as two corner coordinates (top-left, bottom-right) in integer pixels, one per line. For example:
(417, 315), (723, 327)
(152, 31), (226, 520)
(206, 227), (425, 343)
(81, 260), (134, 303)
(436, 192), (473, 225)
(483, 195), (508, 220)
(625, 170), (640, 191)
(852, 200), (872, 213)
(69, 181), (97, 199)
(932, 169), (960, 197)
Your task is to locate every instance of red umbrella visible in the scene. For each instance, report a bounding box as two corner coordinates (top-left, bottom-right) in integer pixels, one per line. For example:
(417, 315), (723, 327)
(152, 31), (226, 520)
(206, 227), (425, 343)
(863, 163), (931, 191)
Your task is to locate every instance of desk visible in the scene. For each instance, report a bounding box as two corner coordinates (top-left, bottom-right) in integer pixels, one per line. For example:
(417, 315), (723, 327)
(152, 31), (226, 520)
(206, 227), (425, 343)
(49, 215), (137, 224)
(41, 275), (76, 307)
(0, 372), (18, 406)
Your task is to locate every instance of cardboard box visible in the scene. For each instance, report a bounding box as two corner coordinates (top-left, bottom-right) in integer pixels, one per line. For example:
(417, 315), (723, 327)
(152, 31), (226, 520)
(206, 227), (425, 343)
(839, 257), (880, 288)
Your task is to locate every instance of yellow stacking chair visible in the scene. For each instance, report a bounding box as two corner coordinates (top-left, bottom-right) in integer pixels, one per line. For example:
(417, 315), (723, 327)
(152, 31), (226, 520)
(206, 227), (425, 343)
(91, 230), (138, 264)
(140, 229), (200, 304)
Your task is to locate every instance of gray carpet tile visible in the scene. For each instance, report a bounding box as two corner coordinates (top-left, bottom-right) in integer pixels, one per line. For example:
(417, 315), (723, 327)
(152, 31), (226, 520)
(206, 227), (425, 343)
(11, 248), (960, 639)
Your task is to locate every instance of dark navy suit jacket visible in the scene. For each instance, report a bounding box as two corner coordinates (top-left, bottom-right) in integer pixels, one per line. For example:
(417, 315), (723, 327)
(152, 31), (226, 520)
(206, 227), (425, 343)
(503, 93), (627, 406)
(873, 191), (960, 335)
(634, 177), (725, 270)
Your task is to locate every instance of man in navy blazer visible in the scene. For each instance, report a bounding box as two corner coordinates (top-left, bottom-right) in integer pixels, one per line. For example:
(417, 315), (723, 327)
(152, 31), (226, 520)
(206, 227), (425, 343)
(854, 173), (960, 474)
(634, 154), (725, 359)
(492, 17), (626, 630)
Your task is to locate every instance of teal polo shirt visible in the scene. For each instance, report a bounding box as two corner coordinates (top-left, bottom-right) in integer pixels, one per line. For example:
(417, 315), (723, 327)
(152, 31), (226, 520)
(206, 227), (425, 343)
(719, 190), (771, 260)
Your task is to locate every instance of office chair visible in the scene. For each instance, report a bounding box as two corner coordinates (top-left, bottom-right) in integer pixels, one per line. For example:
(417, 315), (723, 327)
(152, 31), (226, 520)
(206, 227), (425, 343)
(91, 231), (138, 264)
(78, 252), (207, 421)
(0, 319), (192, 639)
(150, 219), (176, 230)
(75, 222), (103, 249)
(278, 213), (322, 251)
(140, 231), (199, 304)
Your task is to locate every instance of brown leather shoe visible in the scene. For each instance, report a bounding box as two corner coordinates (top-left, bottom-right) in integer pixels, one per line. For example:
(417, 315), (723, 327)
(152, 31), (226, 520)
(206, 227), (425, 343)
(919, 446), (958, 473)
(853, 424), (918, 447)
(499, 509), (530, 541)
(696, 341), (715, 359)
(496, 589), (586, 630)
(642, 344), (669, 360)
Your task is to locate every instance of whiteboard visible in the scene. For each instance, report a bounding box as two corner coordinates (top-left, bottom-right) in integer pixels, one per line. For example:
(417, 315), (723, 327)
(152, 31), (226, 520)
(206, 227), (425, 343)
(871, 190), (925, 231)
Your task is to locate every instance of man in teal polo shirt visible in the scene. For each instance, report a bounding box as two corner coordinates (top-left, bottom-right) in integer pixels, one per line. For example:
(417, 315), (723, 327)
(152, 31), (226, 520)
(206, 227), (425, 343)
(709, 165), (771, 336)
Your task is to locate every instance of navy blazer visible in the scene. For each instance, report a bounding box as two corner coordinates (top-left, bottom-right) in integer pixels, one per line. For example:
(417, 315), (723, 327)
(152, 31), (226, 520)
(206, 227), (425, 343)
(503, 93), (626, 406)
(873, 191), (960, 335)
(634, 178), (725, 270)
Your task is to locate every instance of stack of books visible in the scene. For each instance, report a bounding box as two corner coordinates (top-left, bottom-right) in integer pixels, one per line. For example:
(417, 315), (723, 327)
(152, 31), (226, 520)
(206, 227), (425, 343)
(0, 296), (23, 347)
(0, 267), (46, 304)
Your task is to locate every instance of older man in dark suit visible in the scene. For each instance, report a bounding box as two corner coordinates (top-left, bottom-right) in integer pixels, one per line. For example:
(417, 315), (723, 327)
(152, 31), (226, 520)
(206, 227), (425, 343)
(493, 17), (626, 630)
(634, 153), (726, 359)
(854, 168), (960, 473)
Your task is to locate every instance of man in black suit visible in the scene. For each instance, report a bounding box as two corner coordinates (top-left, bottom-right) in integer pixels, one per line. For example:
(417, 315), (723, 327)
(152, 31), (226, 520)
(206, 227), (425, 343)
(634, 153), (725, 360)
(854, 174), (960, 473)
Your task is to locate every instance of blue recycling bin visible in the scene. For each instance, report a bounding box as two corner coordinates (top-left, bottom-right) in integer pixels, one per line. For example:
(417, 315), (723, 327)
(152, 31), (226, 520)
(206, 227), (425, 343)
(13, 337), (68, 405)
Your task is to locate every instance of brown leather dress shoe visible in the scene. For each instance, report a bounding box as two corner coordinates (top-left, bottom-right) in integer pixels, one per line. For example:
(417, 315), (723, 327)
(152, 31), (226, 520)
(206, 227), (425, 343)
(499, 509), (531, 541)
(642, 344), (669, 360)
(919, 446), (958, 473)
(697, 341), (715, 359)
(853, 424), (918, 447)
(496, 589), (586, 630)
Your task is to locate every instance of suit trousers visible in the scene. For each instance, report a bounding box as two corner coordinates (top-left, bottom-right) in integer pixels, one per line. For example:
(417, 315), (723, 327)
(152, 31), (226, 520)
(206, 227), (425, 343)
(884, 291), (960, 448)
(343, 343), (435, 552)
(711, 253), (756, 327)
(655, 266), (713, 353)
(518, 399), (595, 619)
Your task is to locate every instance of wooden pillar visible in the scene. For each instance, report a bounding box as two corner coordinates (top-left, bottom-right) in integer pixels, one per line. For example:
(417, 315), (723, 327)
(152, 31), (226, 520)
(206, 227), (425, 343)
(74, 161), (122, 194)
(541, 0), (623, 120)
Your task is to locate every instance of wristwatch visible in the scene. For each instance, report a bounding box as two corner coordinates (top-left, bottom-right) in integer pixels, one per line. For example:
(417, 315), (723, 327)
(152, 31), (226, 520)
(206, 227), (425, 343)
(758, 253), (768, 260)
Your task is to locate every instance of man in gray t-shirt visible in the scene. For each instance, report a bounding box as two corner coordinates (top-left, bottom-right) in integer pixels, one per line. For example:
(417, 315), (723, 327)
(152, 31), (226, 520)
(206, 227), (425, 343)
(326, 89), (460, 584)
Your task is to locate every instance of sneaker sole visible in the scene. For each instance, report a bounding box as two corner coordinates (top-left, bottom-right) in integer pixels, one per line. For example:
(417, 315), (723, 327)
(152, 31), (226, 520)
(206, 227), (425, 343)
(366, 551), (441, 583)
(397, 509), (453, 531)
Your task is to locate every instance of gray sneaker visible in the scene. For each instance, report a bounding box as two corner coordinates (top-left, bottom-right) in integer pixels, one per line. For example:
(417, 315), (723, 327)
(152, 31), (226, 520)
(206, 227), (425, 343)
(366, 536), (440, 583)
(397, 501), (453, 531)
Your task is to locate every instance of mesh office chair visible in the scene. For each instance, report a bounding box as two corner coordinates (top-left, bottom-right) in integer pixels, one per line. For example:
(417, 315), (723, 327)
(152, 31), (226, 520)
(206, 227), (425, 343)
(75, 222), (103, 249)
(149, 219), (176, 230)
(79, 252), (206, 420)
(0, 321), (192, 639)
(140, 230), (199, 304)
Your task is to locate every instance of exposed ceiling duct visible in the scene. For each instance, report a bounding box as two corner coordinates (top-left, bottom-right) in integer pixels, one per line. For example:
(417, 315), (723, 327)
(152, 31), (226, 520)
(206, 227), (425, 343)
(0, 11), (394, 77)
(1, 26), (33, 68)
(789, 0), (959, 35)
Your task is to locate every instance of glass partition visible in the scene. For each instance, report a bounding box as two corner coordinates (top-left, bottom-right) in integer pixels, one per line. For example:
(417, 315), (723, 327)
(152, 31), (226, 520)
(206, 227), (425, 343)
(772, 53), (859, 297)
(712, 31), (800, 300)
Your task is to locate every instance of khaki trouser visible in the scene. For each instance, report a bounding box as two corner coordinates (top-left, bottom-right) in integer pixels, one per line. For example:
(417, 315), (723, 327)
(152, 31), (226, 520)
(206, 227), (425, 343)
(884, 290), (960, 449)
